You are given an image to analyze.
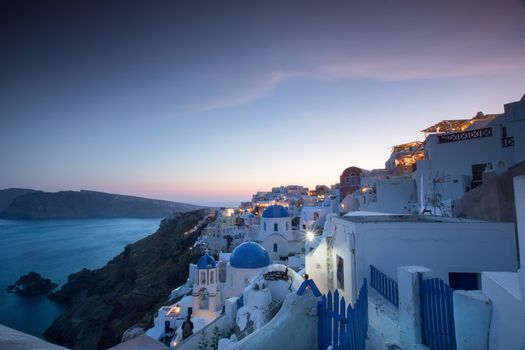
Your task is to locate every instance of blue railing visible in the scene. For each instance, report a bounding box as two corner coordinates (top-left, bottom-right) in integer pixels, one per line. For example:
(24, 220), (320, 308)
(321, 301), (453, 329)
(317, 279), (368, 350)
(297, 279), (322, 297)
(420, 277), (456, 350)
(370, 265), (399, 307)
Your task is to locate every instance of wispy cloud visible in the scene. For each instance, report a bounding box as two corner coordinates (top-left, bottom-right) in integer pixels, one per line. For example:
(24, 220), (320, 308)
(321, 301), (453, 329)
(196, 71), (297, 112)
(195, 52), (525, 113)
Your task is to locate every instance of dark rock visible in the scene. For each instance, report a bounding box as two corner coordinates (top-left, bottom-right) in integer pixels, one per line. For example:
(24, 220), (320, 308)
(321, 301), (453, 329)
(6, 272), (58, 296)
(44, 209), (212, 350)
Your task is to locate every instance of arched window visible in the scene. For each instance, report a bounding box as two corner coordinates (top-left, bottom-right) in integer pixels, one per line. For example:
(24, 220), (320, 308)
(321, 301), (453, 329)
(274, 223), (278, 231)
(200, 289), (209, 309)
(210, 271), (214, 284)
(273, 243), (278, 252)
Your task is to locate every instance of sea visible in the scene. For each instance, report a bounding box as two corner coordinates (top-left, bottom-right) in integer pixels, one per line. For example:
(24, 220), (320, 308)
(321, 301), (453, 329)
(0, 218), (162, 338)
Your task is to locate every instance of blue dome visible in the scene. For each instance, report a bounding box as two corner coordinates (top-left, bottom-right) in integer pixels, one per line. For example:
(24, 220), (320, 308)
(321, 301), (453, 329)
(197, 253), (217, 269)
(230, 242), (271, 269)
(262, 205), (289, 218)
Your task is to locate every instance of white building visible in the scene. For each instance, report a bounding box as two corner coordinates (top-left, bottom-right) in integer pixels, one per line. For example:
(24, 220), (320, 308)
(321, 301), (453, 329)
(299, 205), (331, 231)
(452, 175), (525, 350)
(346, 94), (525, 216)
(253, 205), (304, 261)
(306, 213), (518, 304)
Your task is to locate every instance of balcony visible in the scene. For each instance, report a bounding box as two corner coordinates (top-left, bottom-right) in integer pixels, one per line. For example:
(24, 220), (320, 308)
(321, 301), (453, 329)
(437, 127), (492, 144)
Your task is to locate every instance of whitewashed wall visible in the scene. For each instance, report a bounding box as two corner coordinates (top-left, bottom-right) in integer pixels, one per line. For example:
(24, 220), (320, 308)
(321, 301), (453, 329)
(305, 237), (331, 294)
(481, 272), (525, 349)
(261, 234), (289, 260)
(478, 175), (525, 350)
(331, 216), (518, 304)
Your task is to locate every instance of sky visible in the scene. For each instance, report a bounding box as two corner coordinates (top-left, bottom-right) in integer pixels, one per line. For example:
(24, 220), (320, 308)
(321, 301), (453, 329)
(1, 0), (524, 204)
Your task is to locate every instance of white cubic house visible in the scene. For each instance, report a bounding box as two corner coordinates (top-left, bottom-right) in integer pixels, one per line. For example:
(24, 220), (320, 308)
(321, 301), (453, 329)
(306, 213), (518, 305)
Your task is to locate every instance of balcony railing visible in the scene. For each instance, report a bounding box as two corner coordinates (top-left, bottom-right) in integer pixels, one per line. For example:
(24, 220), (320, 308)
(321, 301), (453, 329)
(502, 137), (515, 148)
(437, 127), (492, 144)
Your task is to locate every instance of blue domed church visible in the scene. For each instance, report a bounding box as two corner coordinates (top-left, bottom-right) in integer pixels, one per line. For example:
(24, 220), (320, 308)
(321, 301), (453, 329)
(222, 241), (272, 298)
(190, 243), (273, 313)
(254, 205), (303, 261)
(192, 252), (220, 317)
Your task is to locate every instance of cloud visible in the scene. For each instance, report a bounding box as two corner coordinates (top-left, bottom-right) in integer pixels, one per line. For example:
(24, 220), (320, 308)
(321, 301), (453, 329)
(196, 71), (296, 112)
(194, 51), (525, 113)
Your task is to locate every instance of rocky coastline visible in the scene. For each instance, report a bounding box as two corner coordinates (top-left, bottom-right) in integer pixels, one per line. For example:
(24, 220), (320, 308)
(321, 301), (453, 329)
(6, 272), (58, 296)
(43, 209), (211, 350)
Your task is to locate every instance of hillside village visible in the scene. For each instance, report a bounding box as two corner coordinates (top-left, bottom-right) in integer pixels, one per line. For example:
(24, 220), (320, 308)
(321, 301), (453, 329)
(22, 94), (525, 350)
(102, 93), (525, 350)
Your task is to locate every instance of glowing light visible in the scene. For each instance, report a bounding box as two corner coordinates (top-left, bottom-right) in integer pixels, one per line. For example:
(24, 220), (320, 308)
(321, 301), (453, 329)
(306, 231), (315, 241)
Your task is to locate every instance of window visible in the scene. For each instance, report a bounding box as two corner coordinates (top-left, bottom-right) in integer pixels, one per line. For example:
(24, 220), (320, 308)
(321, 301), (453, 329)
(471, 163), (487, 189)
(273, 243), (278, 252)
(336, 255), (344, 290)
(264, 222), (267, 231)
(449, 272), (479, 290)
(345, 173), (361, 186)
(286, 222), (289, 230)
(274, 223), (278, 231)
(200, 271), (206, 285)
(210, 271), (214, 284)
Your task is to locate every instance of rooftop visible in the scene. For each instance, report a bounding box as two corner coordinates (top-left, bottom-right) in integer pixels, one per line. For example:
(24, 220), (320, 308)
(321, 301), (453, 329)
(230, 241), (272, 269)
(262, 205), (289, 218)
(338, 213), (483, 224)
(197, 253), (217, 269)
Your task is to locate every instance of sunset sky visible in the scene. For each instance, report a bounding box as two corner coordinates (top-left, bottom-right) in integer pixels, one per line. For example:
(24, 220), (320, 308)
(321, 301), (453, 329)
(1, 0), (524, 204)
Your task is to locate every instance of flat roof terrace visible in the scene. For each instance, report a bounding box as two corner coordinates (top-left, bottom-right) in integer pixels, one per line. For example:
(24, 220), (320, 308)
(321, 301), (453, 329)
(339, 213), (485, 224)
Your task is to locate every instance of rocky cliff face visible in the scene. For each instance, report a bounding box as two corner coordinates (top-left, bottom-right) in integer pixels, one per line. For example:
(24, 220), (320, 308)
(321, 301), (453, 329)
(0, 189), (201, 219)
(44, 209), (210, 350)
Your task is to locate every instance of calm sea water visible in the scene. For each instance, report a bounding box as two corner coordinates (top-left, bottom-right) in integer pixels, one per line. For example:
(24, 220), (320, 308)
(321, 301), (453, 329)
(0, 218), (162, 338)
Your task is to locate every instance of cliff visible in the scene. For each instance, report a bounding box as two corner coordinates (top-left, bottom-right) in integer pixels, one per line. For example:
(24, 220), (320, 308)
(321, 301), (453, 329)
(43, 209), (211, 350)
(0, 188), (37, 213)
(0, 189), (201, 219)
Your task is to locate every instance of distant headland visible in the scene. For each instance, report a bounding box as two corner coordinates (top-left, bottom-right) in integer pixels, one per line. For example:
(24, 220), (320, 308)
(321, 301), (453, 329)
(0, 188), (202, 219)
